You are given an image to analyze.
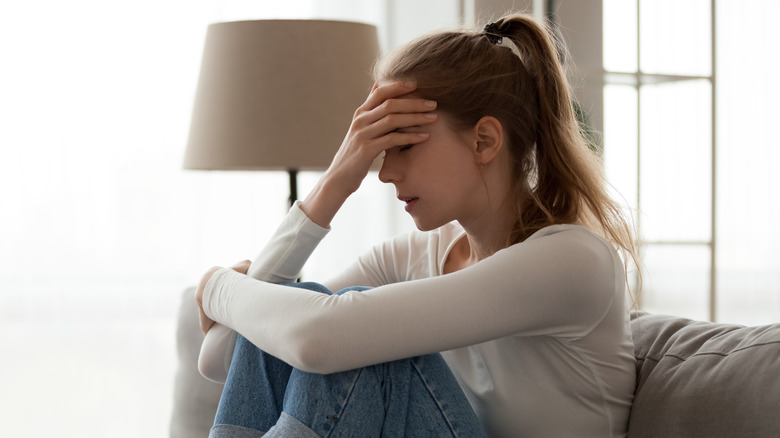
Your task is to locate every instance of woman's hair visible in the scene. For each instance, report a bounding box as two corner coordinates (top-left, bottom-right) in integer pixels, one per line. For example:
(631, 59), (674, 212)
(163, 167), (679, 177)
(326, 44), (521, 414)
(374, 13), (640, 299)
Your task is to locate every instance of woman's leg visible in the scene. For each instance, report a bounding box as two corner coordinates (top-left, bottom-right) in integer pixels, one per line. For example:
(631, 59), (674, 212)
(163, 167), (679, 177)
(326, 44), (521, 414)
(210, 282), (332, 437)
(276, 352), (485, 437)
(210, 334), (292, 436)
(210, 282), (485, 438)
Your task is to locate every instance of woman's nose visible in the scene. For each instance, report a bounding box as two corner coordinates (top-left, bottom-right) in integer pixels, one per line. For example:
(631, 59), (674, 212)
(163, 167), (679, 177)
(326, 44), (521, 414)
(378, 155), (401, 184)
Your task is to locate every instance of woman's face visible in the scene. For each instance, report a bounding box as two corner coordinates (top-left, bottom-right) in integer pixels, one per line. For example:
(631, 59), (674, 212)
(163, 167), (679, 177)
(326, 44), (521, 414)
(378, 112), (488, 231)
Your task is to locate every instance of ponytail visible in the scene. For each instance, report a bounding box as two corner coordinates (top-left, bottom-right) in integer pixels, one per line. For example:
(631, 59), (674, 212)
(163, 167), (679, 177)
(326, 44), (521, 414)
(499, 16), (639, 299)
(492, 17), (599, 235)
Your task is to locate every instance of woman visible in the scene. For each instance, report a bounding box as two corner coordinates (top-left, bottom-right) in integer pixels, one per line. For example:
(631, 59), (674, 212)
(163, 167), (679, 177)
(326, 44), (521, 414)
(196, 13), (639, 437)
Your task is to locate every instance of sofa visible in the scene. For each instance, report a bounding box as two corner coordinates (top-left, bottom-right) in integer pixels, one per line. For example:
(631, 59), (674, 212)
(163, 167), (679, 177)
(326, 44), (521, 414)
(628, 311), (780, 437)
(170, 288), (780, 437)
(170, 287), (224, 438)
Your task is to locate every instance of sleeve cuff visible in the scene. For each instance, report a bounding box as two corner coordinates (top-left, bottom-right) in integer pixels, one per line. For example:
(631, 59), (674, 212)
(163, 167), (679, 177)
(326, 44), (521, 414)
(245, 201), (331, 283)
(202, 267), (242, 323)
(289, 200), (331, 239)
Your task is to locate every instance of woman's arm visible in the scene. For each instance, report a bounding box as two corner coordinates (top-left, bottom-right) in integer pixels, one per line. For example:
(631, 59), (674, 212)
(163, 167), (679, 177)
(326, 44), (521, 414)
(201, 226), (624, 375)
(197, 81), (439, 381)
(197, 205), (420, 381)
(197, 203), (330, 382)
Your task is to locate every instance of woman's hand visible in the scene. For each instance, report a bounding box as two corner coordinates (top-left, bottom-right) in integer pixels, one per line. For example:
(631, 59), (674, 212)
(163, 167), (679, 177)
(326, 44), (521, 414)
(327, 81), (438, 195)
(195, 260), (251, 335)
(300, 81), (438, 227)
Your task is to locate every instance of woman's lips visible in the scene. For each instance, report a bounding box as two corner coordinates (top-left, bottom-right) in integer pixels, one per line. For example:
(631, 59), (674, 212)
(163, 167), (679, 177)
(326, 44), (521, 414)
(398, 196), (419, 212)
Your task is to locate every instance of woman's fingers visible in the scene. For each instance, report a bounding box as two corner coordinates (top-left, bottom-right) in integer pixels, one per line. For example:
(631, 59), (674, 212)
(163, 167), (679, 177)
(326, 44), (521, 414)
(358, 95), (438, 128)
(362, 80), (418, 111)
(351, 92), (438, 151)
(373, 130), (430, 150)
(198, 308), (216, 335)
(359, 111), (437, 139)
(230, 260), (251, 275)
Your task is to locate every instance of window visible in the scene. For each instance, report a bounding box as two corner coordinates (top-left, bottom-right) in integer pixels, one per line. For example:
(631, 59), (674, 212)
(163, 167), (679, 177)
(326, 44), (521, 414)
(602, 0), (780, 324)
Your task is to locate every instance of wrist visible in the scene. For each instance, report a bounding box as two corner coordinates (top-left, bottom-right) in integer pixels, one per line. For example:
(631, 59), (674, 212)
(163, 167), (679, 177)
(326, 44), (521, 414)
(197, 266), (223, 313)
(300, 175), (351, 228)
(197, 266), (224, 334)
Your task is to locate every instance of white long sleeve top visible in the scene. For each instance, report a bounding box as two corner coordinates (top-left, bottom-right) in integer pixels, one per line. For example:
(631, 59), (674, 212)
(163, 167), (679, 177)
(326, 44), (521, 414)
(200, 203), (635, 437)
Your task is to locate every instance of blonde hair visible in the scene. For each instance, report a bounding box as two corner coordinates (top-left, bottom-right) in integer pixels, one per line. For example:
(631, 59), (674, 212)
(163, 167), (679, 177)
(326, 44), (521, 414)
(375, 14), (641, 301)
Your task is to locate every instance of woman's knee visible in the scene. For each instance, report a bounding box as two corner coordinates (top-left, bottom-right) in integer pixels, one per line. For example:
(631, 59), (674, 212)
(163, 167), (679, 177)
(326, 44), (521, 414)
(283, 281), (373, 296)
(283, 281), (333, 295)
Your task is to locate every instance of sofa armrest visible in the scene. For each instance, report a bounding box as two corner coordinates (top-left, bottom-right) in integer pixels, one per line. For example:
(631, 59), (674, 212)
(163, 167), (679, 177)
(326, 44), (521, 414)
(170, 287), (224, 438)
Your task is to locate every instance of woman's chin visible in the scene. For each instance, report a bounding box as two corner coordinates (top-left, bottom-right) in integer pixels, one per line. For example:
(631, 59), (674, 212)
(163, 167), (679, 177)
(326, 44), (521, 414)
(411, 216), (446, 232)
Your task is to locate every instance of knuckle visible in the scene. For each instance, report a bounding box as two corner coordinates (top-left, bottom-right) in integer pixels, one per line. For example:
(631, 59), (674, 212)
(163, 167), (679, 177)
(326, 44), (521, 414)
(378, 99), (393, 113)
(351, 112), (369, 128)
(381, 113), (397, 126)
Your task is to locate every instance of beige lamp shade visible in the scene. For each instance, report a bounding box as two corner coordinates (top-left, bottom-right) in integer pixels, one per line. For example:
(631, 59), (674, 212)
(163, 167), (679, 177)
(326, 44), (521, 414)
(183, 20), (379, 171)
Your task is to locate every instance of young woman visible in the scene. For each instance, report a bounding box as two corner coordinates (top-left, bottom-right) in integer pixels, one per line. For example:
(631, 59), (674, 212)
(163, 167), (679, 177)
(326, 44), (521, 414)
(195, 13), (639, 438)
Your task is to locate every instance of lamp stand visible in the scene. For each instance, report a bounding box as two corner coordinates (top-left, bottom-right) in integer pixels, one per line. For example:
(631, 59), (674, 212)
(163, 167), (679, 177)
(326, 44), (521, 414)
(288, 169), (298, 208)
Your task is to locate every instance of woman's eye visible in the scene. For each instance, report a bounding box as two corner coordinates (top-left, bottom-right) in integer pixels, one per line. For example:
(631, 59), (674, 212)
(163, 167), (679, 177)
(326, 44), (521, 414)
(399, 145), (413, 152)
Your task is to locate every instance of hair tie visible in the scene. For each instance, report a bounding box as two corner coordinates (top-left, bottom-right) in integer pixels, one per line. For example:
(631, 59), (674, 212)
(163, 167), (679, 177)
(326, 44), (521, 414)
(483, 22), (503, 44)
(483, 22), (525, 65)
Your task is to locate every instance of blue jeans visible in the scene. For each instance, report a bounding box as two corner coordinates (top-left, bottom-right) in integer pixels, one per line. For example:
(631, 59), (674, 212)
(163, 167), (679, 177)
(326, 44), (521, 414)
(209, 282), (486, 438)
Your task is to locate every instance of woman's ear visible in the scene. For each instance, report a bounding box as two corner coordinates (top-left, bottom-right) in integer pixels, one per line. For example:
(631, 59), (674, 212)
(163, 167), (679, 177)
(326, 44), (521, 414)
(472, 116), (504, 166)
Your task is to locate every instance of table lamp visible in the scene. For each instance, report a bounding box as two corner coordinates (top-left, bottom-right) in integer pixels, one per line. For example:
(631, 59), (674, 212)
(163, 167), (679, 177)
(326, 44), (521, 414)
(183, 19), (380, 206)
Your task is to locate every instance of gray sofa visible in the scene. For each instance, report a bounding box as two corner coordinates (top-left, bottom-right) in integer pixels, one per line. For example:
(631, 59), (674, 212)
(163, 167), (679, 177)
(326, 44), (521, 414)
(170, 288), (224, 438)
(171, 289), (780, 437)
(628, 312), (780, 437)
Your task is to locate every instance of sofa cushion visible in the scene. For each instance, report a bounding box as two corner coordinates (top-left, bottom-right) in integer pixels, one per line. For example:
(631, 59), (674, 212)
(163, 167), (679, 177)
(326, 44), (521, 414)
(627, 312), (780, 438)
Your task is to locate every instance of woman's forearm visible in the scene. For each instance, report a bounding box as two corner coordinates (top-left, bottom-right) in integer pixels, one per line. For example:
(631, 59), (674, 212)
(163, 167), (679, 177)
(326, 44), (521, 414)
(298, 175), (352, 230)
(202, 227), (621, 375)
(245, 201), (330, 282)
(198, 81), (439, 378)
(198, 323), (236, 382)
(199, 202), (331, 381)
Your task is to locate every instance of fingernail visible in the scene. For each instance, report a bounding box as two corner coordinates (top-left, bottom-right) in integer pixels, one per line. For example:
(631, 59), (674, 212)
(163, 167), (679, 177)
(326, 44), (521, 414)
(424, 113), (438, 119)
(418, 132), (430, 137)
(424, 100), (437, 108)
(404, 80), (417, 89)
